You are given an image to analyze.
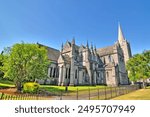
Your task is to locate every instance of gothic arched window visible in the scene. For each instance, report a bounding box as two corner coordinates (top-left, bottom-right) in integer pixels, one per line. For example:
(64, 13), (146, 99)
(53, 68), (56, 77)
(108, 55), (112, 62)
(65, 68), (68, 78)
(103, 58), (106, 64)
(50, 67), (52, 77)
(68, 68), (70, 79)
(107, 72), (109, 78)
(75, 69), (78, 79)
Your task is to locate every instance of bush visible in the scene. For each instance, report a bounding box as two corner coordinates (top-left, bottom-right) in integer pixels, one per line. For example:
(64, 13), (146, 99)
(23, 82), (40, 93)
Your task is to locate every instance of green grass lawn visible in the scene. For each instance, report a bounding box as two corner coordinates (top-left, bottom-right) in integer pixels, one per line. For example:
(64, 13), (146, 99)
(40, 85), (106, 94)
(0, 79), (15, 88)
(0, 78), (107, 96)
(112, 87), (150, 100)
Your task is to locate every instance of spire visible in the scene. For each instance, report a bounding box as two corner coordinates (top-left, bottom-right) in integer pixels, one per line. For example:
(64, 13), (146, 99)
(61, 43), (63, 52)
(86, 40), (89, 48)
(72, 37), (75, 45)
(94, 45), (96, 51)
(94, 45), (97, 55)
(91, 42), (93, 50)
(118, 23), (125, 44)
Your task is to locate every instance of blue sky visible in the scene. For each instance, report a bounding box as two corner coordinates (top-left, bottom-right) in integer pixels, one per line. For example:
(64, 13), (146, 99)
(0, 0), (150, 55)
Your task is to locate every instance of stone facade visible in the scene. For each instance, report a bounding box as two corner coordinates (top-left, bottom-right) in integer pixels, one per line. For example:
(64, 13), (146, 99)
(38, 25), (132, 86)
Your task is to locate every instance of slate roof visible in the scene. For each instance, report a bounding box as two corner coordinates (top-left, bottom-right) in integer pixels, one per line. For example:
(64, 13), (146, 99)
(47, 47), (60, 61)
(38, 43), (60, 62)
(97, 45), (114, 56)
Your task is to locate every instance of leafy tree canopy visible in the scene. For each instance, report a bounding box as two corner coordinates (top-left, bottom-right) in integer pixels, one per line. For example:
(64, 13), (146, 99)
(126, 50), (150, 88)
(0, 43), (50, 91)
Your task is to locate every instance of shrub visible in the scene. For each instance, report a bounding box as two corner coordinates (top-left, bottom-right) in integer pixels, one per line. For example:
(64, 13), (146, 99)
(23, 82), (40, 93)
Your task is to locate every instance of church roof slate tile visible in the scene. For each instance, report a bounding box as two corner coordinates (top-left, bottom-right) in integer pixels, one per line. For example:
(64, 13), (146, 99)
(97, 45), (115, 56)
(38, 43), (60, 61)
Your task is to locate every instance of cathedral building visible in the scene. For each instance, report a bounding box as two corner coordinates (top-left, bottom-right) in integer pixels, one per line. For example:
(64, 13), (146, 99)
(38, 25), (132, 86)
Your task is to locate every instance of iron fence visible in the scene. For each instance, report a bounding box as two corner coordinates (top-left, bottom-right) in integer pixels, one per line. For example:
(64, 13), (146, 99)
(0, 85), (140, 100)
(58, 85), (139, 100)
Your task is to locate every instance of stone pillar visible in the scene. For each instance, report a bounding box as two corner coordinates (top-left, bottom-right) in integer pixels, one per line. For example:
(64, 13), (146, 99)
(48, 67), (50, 77)
(69, 61), (74, 86)
(88, 69), (92, 85)
(112, 66), (118, 86)
(67, 68), (69, 79)
(74, 69), (78, 86)
(93, 71), (96, 85)
(119, 72), (122, 85)
(66, 67), (70, 85)
(61, 66), (66, 86)
(79, 71), (83, 85)
(58, 66), (63, 86)
(57, 67), (59, 78)
(70, 40), (75, 86)
(86, 62), (92, 85)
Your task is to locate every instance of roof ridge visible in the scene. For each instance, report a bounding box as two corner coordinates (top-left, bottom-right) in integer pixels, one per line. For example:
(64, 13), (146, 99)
(38, 43), (60, 52)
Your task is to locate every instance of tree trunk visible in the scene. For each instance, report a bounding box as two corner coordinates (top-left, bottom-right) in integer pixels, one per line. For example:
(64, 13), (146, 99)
(142, 79), (146, 89)
(16, 82), (22, 92)
(131, 81), (135, 85)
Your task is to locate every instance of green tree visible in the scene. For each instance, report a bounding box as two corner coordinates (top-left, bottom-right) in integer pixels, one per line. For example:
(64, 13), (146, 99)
(126, 51), (150, 88)
(126, 57), (137, 84)
(0, 43), (49, 92)
(0, 51), (4, 78)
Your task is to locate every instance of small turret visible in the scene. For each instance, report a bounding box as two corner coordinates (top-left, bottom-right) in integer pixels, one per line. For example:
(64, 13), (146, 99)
(90, 42), (93, 50)
(94, 45), (97, 55)
(86, 40), (89, 48)
(61, 43), (63, 52)
(94, 45), (96, 51)
(91, 43), (95, 55)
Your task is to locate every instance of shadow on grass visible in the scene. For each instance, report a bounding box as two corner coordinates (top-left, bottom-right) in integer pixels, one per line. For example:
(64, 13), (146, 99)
(0, 85), (14, 89)
(146, 86), (150, 89)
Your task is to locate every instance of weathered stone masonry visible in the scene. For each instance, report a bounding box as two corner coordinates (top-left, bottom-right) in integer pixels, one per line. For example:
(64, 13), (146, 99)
(38, 25), (132, 86)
